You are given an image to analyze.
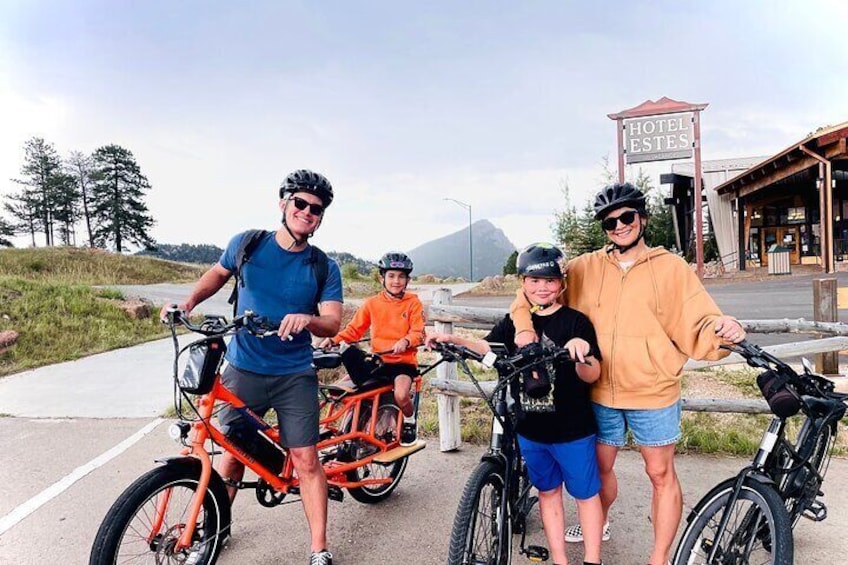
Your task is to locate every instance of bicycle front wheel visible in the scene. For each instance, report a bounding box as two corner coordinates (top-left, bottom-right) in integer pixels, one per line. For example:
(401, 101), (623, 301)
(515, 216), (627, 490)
(89, 463), (231, 565)
(673, 477), (793, 565)
(447, 460), (512, 565)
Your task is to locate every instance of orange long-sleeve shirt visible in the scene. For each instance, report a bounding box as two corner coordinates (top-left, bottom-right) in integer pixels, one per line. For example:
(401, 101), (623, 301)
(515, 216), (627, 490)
(332, 291), (425, 365)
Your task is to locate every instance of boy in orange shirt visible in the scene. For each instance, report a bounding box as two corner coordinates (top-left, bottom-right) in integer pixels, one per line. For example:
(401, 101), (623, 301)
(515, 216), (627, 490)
(320, 252), (425, 446)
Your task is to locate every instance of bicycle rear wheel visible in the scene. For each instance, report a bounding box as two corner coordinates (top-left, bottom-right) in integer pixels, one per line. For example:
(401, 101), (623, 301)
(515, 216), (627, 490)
(345, 401), (408, 503)
(89, 463), (231, 565)
(673, 477), (792, 565)
(447, 460), (512, 565)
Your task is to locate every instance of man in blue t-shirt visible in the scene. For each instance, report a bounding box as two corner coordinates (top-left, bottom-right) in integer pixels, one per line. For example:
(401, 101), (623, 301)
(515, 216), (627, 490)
(162, 169), (343, 565)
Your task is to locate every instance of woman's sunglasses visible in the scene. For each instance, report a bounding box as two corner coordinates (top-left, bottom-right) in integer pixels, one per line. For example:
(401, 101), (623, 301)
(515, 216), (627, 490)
(601, 210), (638, 231)
(290, 196), (325, 216)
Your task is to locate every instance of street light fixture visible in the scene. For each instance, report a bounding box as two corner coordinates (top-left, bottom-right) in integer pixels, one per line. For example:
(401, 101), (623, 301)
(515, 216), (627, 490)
(443, 198), (473, 282)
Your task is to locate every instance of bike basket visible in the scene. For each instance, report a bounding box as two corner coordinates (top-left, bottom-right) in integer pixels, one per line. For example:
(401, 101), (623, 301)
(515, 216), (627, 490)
(180, 337), (226, 395)
(757, 369), (801, 418)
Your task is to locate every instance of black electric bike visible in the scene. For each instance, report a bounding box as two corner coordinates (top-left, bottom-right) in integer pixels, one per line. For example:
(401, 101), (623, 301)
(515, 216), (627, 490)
(673, 340), (847, 565)
(432, 341), (575, 565)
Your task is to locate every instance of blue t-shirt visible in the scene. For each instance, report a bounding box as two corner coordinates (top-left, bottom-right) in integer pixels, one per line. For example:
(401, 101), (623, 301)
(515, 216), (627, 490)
(219, 230), (343, 375)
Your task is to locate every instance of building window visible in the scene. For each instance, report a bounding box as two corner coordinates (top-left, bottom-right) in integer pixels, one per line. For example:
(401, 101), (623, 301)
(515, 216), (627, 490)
(787, 207), (805, 223)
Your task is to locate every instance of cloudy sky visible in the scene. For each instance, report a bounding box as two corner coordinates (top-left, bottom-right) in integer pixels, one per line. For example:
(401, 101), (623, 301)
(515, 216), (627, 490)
(2, 1), (847, 261)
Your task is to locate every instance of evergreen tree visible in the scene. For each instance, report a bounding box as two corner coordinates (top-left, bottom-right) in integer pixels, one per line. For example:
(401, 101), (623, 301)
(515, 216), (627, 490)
(67, 151), (97, 247)
(3, 189), (41, 246)
(0, 216), (14, 247)
(51, 172), (81, 246)
(90, 144), (156, 252)
(503, 250), (518, 275)
(10, 137), (63, 246)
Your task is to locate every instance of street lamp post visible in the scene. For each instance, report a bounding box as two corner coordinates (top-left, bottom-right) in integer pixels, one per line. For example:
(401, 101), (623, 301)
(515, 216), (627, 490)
(444, 198), (473, 282)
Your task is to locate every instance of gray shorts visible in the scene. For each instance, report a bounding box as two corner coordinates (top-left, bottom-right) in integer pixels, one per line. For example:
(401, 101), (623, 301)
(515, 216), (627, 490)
(217, 364), (319, 448)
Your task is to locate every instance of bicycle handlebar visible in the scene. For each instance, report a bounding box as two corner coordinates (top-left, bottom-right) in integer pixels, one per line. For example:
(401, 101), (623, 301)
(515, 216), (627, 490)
(163, 307), (280, 339)
(428, 340), (573, 375)
(723, 339), (845, 401)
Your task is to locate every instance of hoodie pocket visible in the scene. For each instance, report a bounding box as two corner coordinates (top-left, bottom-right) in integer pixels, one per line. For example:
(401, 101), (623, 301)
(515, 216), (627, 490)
(611, 335), (658, 392)
(646, 335), (687, 383)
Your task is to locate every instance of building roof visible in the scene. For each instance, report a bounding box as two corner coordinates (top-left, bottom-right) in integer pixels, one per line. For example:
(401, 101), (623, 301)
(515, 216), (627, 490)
(715, 121), (848, 197)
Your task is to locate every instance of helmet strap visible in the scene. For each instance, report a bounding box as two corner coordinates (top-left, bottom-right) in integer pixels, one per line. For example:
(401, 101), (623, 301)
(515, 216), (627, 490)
(381, 272), (408, 299)
(523, 290), (556, 313)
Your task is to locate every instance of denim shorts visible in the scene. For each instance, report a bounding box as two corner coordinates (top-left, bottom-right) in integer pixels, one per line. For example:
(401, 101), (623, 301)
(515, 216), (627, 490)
(592, 401), (681, 448)
(517, 434), (601, 500)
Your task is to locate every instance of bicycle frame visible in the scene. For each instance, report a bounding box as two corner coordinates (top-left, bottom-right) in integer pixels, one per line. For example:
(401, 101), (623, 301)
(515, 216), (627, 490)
(166, 370), (423, 552)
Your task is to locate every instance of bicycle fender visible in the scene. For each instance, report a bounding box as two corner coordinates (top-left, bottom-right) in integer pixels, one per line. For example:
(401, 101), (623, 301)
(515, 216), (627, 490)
(481, 452), (508, 469)
(684, 473), (778, 523)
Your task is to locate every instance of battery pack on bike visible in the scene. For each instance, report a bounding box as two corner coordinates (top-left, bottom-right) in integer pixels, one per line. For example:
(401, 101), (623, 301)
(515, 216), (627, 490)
(224, 413), (286, 474)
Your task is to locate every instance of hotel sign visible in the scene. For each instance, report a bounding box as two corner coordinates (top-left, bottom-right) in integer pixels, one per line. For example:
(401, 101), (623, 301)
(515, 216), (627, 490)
(623, 112), (693, 164)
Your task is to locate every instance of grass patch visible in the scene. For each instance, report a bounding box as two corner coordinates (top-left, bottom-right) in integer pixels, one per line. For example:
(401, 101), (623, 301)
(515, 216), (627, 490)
(0, 247), (207, 285)
(0, 276), (170, 376)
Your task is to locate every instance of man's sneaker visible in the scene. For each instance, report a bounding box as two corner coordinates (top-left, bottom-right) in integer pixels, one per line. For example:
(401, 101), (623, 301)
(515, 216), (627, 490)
(310, 550), (333, 565)
(564, 521), (610, 543)
(400, 420), (417, 446)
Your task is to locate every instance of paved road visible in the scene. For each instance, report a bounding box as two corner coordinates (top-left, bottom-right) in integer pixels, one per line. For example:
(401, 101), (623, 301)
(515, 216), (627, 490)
(1, 278), (847, 564)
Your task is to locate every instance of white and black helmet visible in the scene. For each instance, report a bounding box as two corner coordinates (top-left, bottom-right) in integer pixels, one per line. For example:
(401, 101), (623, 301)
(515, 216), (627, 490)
(517, 243), (564, 278)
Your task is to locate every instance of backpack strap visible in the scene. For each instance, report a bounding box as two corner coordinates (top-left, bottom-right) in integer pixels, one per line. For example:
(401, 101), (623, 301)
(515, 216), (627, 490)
(227, 229), (269, 317)
(307, 245), (330, 315)
(227, 230), (331, 318)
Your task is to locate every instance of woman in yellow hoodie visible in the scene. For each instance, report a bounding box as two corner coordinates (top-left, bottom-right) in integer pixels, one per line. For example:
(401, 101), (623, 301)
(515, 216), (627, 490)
(510, 183), (746, 565)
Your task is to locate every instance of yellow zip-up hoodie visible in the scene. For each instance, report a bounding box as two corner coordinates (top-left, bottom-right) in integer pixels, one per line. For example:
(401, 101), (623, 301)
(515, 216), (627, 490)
(511, 247), (729, 409)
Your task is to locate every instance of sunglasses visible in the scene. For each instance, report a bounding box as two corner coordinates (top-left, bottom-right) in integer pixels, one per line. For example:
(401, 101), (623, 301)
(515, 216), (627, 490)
(601, 210), (639, 231)
(290, 196), (325, 216)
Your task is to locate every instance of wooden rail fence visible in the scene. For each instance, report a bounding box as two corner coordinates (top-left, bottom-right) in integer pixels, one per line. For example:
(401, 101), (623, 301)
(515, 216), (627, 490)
(426, 288), (848, 452)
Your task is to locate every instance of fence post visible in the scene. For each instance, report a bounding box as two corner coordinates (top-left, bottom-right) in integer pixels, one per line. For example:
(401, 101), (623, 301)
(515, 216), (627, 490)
(434, 288), (462, 451)
(814, 278), (839, 375)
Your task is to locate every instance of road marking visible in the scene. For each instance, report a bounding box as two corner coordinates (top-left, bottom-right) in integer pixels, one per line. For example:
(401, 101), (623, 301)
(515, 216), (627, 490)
(0, 418), (164, 536)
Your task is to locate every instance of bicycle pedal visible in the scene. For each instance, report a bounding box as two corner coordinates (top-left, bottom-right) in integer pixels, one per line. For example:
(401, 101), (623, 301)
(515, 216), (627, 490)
(802, 500), (828, 522)
(328, 485), (345, 502)
(522, 545), (549, 562)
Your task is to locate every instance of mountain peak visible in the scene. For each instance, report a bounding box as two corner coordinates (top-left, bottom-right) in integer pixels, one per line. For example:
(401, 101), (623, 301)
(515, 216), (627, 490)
(408, 219), (516, 280)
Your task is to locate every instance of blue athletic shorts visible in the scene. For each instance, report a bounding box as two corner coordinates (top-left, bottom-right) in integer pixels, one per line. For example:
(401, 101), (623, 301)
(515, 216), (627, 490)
(592, 400), (681, 448)
(517, 434), (601, 499)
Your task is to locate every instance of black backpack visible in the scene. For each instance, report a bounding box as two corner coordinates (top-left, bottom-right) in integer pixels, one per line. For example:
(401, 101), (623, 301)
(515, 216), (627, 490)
(227, 229), (330, 317)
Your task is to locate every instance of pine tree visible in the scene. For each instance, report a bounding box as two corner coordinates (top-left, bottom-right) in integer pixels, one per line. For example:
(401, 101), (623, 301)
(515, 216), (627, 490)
(67, 151), (97, 247)
(10, 137), (63, 246)
(51, 172), (81, 246)
(3, 189), (40, 246)
(503, 250), (518, 275)
(0, 216), (14, 247)
(90, 144), (156, 252)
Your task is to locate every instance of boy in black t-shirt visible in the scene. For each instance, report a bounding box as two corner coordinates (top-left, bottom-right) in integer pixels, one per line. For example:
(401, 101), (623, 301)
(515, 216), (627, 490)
(427, 243), (605, 565)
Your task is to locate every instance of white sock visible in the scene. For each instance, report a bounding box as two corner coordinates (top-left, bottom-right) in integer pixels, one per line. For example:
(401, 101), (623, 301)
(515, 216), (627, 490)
(403, 415), (416, 424)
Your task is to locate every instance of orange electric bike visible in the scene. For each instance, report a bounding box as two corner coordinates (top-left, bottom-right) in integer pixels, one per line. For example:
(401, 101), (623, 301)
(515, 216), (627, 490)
(89, 309), (429, 565)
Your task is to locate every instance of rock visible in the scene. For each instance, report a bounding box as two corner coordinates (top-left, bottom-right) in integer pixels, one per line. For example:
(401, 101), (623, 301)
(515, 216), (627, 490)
(121, 298), (153, 320)
(0, 329), (19, 354)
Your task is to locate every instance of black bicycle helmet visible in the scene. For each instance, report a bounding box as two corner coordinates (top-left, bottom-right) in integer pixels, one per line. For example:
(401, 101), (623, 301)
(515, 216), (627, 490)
(279, 169), (334, 207)
(593, 182), (646, 220)
(377, 252), (414, 274)
(517, 243), (564, 278)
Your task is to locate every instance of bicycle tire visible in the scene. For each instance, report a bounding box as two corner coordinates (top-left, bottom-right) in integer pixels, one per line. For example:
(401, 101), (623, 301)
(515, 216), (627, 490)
(673, 477), (793, 565)
(776, 420), (833, 525)
(447, 460), (512, 565)
(89, 463), (231, 565)
(345, 401), (408, 503)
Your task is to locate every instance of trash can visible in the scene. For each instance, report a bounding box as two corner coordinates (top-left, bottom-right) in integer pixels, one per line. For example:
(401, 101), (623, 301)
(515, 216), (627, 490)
(767, 244), (791, 275)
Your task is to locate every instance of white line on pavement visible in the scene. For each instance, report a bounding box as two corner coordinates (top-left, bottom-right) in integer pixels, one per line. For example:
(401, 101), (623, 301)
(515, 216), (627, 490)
(0, 418), (165, 536)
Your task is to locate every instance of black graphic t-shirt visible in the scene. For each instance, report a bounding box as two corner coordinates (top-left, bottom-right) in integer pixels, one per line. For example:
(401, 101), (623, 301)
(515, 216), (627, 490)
(485, 306), (600, 444)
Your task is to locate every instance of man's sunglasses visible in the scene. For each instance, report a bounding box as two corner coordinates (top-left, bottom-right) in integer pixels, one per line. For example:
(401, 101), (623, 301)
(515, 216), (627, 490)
(601, 210), (639, 231)
(290, 196), (325, 216)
